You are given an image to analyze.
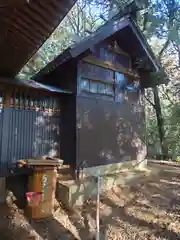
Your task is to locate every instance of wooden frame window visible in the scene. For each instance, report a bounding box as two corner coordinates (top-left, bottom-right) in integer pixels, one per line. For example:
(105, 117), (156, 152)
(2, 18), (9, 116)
(106, 84), (114, 95)
(115, 71), (139, 102)
(80, 78), (90, 92)
(90, 81), (98, 93)
(79, 77), (114, 97)
(98, 82), (106, 94)
(78, 61), (139, 101)
(115, 72), (128, 87)
(78, 61), (114, 99)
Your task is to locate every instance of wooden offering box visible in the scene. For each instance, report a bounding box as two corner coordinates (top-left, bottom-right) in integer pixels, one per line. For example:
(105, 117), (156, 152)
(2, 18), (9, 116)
(18, 158), (63, 220)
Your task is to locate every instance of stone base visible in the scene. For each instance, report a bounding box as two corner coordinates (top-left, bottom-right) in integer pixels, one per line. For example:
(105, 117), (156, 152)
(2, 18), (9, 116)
(77, 159), (147, 178)
(0, 177), (6, 203)
(56, 160), (149, 207)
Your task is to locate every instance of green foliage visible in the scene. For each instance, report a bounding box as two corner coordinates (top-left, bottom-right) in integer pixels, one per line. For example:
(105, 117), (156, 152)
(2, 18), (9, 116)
(19, 0), (103, 79)
(139, 0), (180, 157)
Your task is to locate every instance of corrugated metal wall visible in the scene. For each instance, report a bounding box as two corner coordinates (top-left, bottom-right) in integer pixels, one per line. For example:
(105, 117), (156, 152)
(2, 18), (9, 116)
(0, 108), (60, 175)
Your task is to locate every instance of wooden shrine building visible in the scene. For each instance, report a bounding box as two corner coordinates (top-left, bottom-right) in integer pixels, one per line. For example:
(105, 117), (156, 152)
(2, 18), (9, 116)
(0, 9), (167, 205)
(33, 14), (166, 178)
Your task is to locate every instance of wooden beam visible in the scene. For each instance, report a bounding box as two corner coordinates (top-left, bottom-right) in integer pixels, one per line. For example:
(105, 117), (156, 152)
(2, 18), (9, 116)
(9, 13), (44, 41)
(51, 0), (66, 11)
(18, 158), (63, 167)
(0, 48), (31, 76)
(7, 23), (37, 46)
(37, 1), (63, 19)
(21, 6), (52, 33)
(0, 0), (28, 8)
(5, 29), (33, 52)
(8, 22), (38, 45)
(0, 45), (29, 75)
(14, 10), (47, 37)
(28, 4), (55, 29)
(2, 14), (37, 47)
(83, 55), (139, 78)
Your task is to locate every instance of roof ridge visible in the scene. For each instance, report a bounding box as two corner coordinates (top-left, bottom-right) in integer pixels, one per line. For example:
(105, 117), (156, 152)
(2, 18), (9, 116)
(33, 14), (131, 80)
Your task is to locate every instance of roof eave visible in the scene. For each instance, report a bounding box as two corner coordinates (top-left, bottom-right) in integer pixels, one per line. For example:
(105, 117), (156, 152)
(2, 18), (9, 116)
(129, 18), (160, 72)
(33, 14), (162, 81)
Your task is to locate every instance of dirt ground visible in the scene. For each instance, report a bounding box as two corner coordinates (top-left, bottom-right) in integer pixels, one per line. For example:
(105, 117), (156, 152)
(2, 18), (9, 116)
(0, 165), (180, 240)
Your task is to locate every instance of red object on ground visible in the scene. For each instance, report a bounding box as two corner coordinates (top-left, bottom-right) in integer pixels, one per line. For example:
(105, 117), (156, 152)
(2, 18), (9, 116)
(26, 192), (42, 205)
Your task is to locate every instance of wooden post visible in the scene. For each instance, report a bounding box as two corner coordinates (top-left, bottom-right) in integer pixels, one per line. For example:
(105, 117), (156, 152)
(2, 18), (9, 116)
(4, 88), (11, 108)
(0, 177), (6, 203)
(96, 176), (100, 240)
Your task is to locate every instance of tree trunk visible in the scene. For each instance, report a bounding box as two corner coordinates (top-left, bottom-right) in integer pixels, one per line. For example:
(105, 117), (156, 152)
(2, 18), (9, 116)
(153, 86), (168, 158)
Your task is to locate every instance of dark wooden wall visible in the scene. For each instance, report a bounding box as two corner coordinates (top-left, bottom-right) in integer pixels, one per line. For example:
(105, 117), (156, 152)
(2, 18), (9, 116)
(40, 60), (77, 93)
(76, 93), (145, 168)
(40, 60), (78, 167)
(75, 42), (146, 168)
(60, 95), (76, 166)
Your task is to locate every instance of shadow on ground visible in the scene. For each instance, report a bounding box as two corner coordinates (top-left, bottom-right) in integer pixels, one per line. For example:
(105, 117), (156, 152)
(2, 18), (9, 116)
(66, 167), (180, 239)
(1, 166), (180, 240)
(0, 203), (78, 240)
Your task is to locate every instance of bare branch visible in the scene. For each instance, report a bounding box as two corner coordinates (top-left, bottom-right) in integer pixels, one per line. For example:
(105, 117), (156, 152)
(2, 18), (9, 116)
(144, 94), (156, 109)
(158, 38), (170, 60)
(161, 85), (176, 105)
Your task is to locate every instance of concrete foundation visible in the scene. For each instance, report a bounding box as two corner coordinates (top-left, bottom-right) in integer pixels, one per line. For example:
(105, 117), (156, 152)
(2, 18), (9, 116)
(56, 159), (149, 206)
(76, 159), (147, 178)
(0, 177), (6, 203)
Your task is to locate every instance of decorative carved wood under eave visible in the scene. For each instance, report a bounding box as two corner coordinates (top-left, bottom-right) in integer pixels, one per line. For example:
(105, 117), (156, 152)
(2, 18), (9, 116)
(110, 40), (130, 57)
(102, 39), (130, 59)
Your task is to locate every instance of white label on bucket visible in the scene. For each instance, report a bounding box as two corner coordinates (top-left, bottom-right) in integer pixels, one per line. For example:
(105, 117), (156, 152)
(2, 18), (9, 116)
(42, 175), (48, 201)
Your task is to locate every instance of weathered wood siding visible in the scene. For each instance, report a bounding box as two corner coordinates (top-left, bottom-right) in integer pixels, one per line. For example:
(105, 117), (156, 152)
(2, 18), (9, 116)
(76, 94), (146, 168)
(76, 42), (146, 168)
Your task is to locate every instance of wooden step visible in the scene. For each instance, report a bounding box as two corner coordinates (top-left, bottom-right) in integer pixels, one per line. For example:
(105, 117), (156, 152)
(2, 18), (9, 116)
(18, 158), (64, 168)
